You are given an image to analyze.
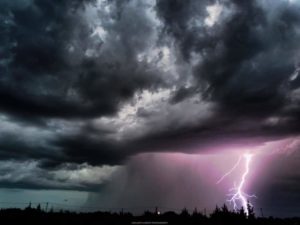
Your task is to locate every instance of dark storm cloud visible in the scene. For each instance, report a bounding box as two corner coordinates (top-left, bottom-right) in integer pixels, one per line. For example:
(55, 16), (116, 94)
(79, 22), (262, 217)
(159, 0), (300, 115)
(1, 0), (300, 193)
(148, 0), (300, 142)
(131, 0), (300, 167)
(52, 135), (131, 167)
(169, 86), (199, 104)
(0, 133), (55, 161)
(0, 0), (165, 175)
(0, 159), (115, 191)
(0, 0), (161, 120)
(156, 0), (213, 60)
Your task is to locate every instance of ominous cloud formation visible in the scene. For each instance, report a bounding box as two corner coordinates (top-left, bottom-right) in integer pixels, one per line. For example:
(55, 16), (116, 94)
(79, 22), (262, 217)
(0, 0), (300, 215)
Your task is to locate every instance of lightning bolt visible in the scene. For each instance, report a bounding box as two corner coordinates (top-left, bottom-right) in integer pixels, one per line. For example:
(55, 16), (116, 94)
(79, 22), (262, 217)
(216, 156), (242, 184)
(217, 153), (256, 216)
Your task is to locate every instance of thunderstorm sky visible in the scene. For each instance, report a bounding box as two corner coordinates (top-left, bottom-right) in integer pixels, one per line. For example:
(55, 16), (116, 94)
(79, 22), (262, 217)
(0, 0), (300, 217)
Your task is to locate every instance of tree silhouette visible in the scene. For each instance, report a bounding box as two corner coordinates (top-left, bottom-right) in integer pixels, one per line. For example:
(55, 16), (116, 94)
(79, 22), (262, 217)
(25, 202), (32, 211)
(247, 200), (255, 220)
(180, 207), (190, 218)
(36, 204), (41, 212)
(222, 204), (229, 213)
(239, 207), (246, 219)
(0, 203), (297, 225)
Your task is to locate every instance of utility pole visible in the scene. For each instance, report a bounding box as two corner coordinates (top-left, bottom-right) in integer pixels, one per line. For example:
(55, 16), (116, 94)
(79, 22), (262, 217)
(260, 208), (264, 218)
(45, 202), (49, 212)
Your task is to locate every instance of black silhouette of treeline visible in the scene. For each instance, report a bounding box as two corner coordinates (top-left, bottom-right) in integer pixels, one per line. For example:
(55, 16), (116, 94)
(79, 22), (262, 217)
(0, 202), (299, 225)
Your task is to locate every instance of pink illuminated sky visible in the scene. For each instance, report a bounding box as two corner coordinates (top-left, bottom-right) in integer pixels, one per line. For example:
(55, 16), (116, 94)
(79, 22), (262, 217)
(86, 136), (300, 217)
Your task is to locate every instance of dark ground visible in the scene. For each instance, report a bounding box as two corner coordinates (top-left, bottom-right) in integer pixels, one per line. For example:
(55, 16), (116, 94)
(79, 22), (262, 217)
(0, 203), (299, 225)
